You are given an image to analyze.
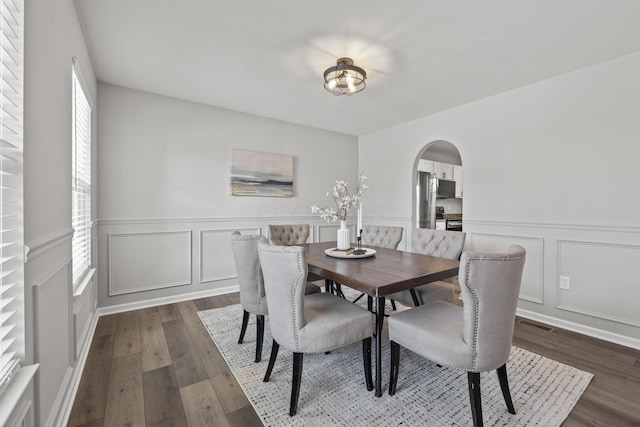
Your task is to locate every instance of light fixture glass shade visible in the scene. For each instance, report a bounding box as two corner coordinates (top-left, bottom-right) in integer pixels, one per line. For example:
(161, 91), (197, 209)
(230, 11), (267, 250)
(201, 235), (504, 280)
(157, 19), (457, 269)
(323, 57), (366, 96)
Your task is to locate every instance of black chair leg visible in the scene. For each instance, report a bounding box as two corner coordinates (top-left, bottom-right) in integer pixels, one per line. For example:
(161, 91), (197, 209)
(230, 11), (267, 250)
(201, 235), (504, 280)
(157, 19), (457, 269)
(362, 337), (373, 391)
(390, 300), (397, 311)
(255, 314), (265, 363)
(238, 310), (250, 344)
(497, 364), (516, 414)
(263, 340), (279, 382)
(290, 353), (304, 416)
(468, 372), (483, 427)
(389, 341), (400, 395)
(410, 289), (421, 306)
(324, 279), (332, 293)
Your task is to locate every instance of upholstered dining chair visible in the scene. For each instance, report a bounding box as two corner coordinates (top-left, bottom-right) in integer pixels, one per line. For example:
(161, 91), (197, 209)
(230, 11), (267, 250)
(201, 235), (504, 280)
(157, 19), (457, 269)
(230, 231), (319, 363)
(389, 228), (466, 307)
(360, 224), (403, 249)
(268, 223), (326, 285)
(354, 225), (404, 306)
(388, 245), (526, 427)
(257, 237), (374, 416)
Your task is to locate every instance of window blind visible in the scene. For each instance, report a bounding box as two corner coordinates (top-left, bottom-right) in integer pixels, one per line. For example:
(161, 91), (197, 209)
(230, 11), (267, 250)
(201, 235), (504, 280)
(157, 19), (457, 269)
(0, 0), (24, 395)
(71, 62), (91, 287)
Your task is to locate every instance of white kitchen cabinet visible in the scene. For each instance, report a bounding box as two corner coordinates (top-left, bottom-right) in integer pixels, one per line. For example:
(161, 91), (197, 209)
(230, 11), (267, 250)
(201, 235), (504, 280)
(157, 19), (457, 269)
(435, 219), (447, 230)
(417, 159), (434, 173)
(434, 162), (453, 180)
(453, 165), (463, 198)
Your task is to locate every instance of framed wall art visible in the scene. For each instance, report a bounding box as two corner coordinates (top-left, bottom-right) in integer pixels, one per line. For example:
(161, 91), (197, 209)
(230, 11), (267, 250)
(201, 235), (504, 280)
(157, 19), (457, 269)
(231, 149), (294, 197)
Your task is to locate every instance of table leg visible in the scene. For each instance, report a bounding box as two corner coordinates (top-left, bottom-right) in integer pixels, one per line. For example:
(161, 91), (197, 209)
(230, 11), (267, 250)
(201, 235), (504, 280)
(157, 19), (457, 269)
(375, 296), (385, 397)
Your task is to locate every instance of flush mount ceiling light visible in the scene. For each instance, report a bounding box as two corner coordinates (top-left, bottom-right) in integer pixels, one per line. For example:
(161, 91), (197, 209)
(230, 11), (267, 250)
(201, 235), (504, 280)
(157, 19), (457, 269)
(323, 57), (367, 96)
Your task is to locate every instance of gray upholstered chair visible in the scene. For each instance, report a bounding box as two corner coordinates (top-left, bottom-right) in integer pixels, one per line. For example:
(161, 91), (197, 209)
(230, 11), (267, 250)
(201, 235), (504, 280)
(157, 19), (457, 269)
(268, 224), (311, 246)
(388, 245), (526, 427)
(361, 225), (403, 249)
(230, 231), (319, 363)
(354, 225), (404, 306)
(257, 237), (374, 416)
(268, 223), (325, 285)
(389, 228), (466, 307)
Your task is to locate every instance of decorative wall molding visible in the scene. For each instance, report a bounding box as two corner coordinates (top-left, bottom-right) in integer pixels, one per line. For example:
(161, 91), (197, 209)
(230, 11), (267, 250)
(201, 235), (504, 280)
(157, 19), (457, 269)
(556, 239), (640, 327)
(200, 227), (260, 284)
(108, 230), (192, 296)
(25, 228), (74, 263)
(465, 219), (640, 234)
(97, 215), (326, 227)
(469, 232), (545, 304)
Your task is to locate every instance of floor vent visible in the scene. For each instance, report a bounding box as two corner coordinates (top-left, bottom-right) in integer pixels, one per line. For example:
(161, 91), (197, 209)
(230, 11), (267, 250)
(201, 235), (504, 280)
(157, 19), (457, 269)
(518, 319), (555, 332)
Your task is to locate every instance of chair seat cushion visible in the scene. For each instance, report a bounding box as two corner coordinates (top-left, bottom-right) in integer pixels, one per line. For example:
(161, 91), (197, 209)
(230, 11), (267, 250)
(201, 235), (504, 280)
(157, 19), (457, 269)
(388, 301), (473, 369)
(296, 293), (373, 353)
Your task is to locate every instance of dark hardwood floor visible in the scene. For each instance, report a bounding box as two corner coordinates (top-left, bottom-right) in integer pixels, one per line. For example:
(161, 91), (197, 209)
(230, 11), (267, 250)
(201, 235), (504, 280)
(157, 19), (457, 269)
(67, 290), (640, 426)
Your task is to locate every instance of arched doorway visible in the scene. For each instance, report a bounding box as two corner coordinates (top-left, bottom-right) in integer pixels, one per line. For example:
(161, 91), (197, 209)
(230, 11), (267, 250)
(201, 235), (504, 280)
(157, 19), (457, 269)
(412, 141), (463, 230)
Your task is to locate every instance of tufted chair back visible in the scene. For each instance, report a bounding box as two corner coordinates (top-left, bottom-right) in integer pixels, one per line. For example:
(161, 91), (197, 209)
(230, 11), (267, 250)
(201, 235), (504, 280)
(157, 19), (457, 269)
(412, 228), (466, 260)
(361, 225), (403, 249)
(268, 224), (310, 246)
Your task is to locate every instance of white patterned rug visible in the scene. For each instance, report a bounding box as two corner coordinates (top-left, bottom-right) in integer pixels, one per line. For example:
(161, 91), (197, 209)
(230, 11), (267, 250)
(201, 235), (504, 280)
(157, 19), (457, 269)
(198, 300), (592, 426)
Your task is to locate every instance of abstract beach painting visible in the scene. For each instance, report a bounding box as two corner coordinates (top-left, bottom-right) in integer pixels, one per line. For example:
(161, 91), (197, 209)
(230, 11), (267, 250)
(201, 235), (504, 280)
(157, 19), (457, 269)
(231, 149), (294, 197)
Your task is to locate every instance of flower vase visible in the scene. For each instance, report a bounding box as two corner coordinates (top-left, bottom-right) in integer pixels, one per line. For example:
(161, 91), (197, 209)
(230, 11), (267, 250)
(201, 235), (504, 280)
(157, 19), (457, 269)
(337, 220), (351, 250)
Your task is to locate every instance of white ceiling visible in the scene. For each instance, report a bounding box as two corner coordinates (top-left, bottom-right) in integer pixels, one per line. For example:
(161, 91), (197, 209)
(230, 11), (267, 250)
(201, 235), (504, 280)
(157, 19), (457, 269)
(74, 0), (640, 136)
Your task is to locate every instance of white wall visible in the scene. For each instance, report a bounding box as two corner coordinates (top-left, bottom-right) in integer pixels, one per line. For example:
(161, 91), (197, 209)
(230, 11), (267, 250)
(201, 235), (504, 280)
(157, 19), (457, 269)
(25, 0), (99, 425)
(360, 51), (640, 347)
(96, 83), (359, 307)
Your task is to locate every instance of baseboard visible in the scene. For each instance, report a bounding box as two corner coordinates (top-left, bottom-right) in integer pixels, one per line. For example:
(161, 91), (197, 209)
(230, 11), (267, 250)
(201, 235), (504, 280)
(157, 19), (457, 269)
(516, 308), (640, 351)
(96, 285), (239, 316)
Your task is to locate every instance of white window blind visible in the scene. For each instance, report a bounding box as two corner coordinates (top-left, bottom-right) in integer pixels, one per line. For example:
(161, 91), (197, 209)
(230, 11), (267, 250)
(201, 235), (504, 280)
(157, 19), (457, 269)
(72, 62), (91, 287)
(0, 0), (24, 395)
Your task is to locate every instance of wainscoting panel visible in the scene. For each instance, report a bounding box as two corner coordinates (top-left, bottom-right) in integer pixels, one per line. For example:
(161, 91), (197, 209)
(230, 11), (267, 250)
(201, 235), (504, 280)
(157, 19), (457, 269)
(108, 231), (192, 296)
(200, 227), (261, 284)
(32, 260), (72, 427)
(558, 240), (640, 327)
(469, 233), (544, 304)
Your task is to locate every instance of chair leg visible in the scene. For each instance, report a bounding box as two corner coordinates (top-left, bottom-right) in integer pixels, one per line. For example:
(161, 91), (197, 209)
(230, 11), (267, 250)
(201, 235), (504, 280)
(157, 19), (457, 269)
(497, 364), (516, 414)
(468, 372), (483, 427)
(263, 340), (279, 382)
(410, 289), (421, 306)
(390, 300), (397, 311)
(255, 314), (265, 363)
(238, 310), (250, 344)
(362, 337), (373, 391)
(324, 279), (332, 293)
(290, 353), (304, 416)
(353, 292), (365, 304)
(389, 341), (400, 395)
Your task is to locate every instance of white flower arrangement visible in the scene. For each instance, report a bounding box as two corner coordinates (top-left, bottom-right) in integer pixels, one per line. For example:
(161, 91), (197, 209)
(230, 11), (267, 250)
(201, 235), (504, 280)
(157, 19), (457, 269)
(311, 173), (368, 223)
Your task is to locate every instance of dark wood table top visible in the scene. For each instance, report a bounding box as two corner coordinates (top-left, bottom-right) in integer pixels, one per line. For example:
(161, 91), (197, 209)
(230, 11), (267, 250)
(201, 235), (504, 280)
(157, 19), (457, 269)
(302, 241), (460, 297)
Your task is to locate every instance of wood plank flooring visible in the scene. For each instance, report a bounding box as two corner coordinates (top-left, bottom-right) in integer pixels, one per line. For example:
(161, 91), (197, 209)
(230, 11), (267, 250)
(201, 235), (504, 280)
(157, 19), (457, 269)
(67, 291), (640, 426)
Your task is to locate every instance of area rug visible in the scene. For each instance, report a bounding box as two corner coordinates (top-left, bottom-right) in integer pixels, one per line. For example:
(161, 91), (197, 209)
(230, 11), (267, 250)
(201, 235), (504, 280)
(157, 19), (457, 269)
(198, 302), (592, 426)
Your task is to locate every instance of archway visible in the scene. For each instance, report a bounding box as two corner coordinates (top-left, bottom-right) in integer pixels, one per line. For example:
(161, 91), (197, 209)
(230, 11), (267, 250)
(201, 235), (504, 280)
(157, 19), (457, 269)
(412, 141), (463, 230)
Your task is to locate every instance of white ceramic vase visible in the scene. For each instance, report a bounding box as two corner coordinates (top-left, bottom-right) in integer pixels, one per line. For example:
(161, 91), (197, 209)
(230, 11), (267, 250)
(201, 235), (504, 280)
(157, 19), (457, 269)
(337, 220), (351, 250)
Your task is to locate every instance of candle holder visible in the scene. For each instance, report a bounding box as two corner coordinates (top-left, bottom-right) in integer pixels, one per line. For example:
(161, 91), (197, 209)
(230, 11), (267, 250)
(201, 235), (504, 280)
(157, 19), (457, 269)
(353, 229), (366, 255)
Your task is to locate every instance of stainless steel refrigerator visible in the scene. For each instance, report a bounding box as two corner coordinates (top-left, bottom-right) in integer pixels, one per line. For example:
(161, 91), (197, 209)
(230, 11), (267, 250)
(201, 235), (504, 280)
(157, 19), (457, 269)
(416, 171), (437, 229)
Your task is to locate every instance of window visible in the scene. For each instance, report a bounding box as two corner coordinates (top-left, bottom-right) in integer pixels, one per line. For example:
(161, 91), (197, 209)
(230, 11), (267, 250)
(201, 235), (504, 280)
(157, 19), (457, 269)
(0, 0), (24, 394)
(71, 61), (92, 287)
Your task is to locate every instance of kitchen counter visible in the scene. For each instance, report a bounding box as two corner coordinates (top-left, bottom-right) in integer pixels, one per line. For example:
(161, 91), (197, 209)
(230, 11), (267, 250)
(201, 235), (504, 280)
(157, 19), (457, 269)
(443, 213), (462, 219)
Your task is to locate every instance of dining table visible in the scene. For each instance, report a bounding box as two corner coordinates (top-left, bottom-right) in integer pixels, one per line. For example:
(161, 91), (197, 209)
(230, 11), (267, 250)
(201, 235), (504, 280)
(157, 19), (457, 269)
(301, 241), (460, 397)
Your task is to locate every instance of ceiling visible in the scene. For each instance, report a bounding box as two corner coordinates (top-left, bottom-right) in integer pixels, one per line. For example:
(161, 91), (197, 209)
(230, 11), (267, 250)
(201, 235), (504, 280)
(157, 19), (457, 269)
(74, 0), (640, 136)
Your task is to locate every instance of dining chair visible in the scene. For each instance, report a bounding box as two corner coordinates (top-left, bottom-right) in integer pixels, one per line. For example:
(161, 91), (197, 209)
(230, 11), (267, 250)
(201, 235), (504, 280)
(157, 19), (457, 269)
(389, 228), (466, 307)
(354, 225), (403, 307)
(388, 245), (526, 427)
(268, 223), (326, 286)
(257, 237), (374, 416)
(230, 231), (320, 363)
